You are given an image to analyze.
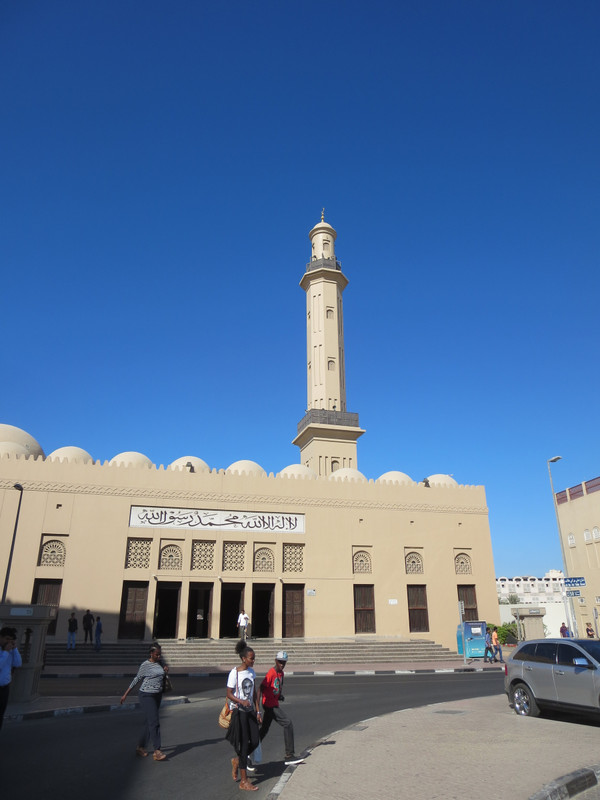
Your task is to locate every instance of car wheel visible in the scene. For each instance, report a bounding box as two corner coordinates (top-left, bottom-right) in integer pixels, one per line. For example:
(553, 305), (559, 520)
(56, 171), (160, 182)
(511, 682), (540, 717)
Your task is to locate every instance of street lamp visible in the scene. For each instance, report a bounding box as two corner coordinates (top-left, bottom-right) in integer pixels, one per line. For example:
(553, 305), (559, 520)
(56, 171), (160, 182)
(547, 457), (577, 636)
(2, 484), (24, 604)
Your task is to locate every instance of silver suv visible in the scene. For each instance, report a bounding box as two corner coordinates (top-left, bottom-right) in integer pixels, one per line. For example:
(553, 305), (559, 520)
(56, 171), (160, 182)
(505, 638), (600, 717)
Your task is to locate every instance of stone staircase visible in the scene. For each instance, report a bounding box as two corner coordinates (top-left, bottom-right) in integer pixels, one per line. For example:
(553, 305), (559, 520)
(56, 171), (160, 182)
(45, 638), (458, 667)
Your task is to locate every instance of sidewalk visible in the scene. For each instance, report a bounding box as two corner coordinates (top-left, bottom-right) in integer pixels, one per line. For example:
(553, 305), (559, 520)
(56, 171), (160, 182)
(9, 659), (600, 799)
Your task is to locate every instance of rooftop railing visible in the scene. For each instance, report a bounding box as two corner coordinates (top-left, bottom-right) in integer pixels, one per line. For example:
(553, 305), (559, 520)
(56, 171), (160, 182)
(296, 409), (360, 435)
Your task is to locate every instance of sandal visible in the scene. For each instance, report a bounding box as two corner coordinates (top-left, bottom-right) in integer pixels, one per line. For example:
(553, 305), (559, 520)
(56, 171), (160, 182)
(153, 750), (167, 761)
(136, 747), (148, 757)
(231, 757), (239, 781)
(239, 780), (258, 791)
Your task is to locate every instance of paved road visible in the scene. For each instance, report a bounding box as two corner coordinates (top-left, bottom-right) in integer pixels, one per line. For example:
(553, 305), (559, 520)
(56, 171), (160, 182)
(7, 672), (503, 799)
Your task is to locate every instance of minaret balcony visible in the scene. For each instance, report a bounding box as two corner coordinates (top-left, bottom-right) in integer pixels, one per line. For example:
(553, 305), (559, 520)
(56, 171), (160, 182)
(297, 409), (360, 436)
(305, 257), (342, 272)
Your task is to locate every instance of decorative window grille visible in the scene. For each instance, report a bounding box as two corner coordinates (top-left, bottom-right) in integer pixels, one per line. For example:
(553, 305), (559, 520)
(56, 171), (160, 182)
(593, 528), (600, 541)
(223, 542), (245, 571)
(454, 553), (472, 574)
(353, 550), (372, 574)
(159, 544), (182, 570)
(39, 539), (66, 567)
(191, 540), (215, 570)
(405, 551), (424, 574)
(126, 538), (152, 569)
(283, 544), (304, 573)
(584, 529), (592, 543)
(254, 547), (275, 572)
(568, 534), (576, 547)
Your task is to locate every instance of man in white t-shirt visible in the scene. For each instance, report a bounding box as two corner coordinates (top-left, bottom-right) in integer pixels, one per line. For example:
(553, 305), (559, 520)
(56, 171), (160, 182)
(237, 610), (250, 640)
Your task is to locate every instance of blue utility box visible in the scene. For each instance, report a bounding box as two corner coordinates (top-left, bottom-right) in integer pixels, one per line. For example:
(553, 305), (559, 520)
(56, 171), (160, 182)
(457, 620), (487, 658)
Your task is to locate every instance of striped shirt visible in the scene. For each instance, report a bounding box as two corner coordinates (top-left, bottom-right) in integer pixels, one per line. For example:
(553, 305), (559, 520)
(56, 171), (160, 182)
(128, 659), (165, 694)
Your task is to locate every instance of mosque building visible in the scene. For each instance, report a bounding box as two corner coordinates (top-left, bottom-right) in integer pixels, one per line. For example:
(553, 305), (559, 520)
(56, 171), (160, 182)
(0, 215), (498, 650)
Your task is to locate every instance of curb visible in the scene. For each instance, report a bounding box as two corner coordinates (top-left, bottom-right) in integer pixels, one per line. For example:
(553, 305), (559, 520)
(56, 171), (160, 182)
(529, 766), (600, 800)
(6, 695), (189, 723)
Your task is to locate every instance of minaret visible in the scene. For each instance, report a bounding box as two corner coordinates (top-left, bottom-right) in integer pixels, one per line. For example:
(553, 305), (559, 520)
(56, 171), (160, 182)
(292, 212), (365, 476)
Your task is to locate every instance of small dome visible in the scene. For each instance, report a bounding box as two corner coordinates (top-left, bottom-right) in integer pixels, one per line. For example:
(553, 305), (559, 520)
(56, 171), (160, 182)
(226, 460), (266, 476)
(279, 464), (317, 479)
(0, 442), (30, 458)
(377, 470), (414, 485)
(329, 467), (367, 482)
(109, 451), (153, 467)
(169, 456), (210, 473)
(426, 473), (458, 487)
(47, 446), (93, 463)
(0, 424), (45, 457)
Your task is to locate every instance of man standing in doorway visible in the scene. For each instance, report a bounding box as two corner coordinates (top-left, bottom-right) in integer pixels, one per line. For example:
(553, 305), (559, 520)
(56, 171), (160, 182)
(237, 609), (250, 640)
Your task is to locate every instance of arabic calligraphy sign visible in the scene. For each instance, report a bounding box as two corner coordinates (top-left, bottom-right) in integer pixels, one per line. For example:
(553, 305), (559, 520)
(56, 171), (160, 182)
(129, 505), (305, 534)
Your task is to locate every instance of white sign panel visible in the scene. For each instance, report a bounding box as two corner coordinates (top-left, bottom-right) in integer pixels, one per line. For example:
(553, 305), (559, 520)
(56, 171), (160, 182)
(129, 505), (305, 534)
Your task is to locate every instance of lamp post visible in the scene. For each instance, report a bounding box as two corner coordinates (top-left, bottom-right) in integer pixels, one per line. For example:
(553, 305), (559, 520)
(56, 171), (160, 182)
(2, 483), (24, 604)
(547, 457), (577, 637)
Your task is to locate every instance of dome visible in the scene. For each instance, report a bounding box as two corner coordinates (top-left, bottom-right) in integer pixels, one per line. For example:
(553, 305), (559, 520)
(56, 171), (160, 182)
(0, 424), (45, 458)
(47, 446), (93, 463)
(169, 456), (210, 473)
(0, 442), (30, 458)
(377, 470), (414, 485)
(426, 473), (458, 487)
(329, 467), (367, 482)
(109, 451), (153, 467)
(279, 464), (317, 479)
(226, 460), (267, 476)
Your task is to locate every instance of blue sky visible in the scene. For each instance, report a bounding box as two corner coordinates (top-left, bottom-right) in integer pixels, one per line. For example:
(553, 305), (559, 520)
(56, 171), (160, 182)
(2, 1), (599, 577)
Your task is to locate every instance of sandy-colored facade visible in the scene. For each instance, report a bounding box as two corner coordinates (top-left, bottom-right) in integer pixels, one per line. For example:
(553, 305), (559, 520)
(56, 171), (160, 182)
(555, 475), (600, 637)
(0, 216), (498, 650)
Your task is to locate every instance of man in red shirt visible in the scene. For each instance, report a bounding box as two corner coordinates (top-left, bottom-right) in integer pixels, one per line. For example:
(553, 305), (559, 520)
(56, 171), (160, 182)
(259, 650), (303, 766)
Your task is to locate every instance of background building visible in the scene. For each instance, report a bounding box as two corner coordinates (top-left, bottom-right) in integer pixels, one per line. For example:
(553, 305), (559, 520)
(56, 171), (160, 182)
(554, 475), (600, 637)
(0, 217), (499, 650)
(496, 570), (566, 638)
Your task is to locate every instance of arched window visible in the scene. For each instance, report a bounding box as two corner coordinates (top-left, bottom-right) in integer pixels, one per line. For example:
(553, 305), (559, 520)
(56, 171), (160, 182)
(353, 550), (372, 574)
(455, 553), (472, 575)
(39, 539), (66, 567)
(159, 544), (182, 570)
(254, 547), (274, 572)
(405, 551), (424, 574)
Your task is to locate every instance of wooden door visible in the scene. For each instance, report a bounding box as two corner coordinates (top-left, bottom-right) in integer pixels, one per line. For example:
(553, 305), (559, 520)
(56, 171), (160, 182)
(354, 584), (376, 633)
(407, 584), (429, 632)
(32, 579), (62, 635)
(283, 584), (304, 638)
(118, 582), (148, 639)
(457, 585), (478, 621)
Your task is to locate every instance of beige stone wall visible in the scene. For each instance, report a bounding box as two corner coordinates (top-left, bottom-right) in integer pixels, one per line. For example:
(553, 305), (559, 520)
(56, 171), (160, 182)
(0, 453), (498, 650)
(556, 480), (600, 636)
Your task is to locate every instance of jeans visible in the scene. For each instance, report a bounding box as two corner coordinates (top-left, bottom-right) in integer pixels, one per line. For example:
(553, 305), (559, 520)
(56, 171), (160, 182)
(493, 644), (503, 662)
(138, 691), (162, 751)
(67, 631), (76, 649)
(260, 705), (295, 756)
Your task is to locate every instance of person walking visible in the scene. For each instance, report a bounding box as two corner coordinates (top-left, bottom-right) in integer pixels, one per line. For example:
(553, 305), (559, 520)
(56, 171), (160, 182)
(237, 610), (250, 640)
(83, 610), (94, 644)
(225, 639), (261, 791)
(67, 612), (78, 650)
(259, 650), (303, 766)
(0, 627), (22, 731)
(120, 644), (168, 761)
(484, 627), (494, 663)
(94, 616), (103, 651)
(491, 627), (504, 663)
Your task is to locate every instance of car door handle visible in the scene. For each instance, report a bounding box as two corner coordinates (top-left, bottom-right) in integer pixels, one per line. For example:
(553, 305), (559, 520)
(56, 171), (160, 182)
(525, 666), (533, 671)
(556, 670), (565, 676)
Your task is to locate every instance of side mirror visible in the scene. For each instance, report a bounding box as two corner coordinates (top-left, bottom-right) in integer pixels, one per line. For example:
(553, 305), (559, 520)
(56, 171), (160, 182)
(573, 658), (593, 669)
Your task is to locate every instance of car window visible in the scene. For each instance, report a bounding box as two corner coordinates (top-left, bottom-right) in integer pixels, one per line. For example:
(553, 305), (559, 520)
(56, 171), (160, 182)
(513, 643), (537, 661)
(577, 640), (600, 664)
(558, 643), (593, 668)
(534, 642), (557, 664)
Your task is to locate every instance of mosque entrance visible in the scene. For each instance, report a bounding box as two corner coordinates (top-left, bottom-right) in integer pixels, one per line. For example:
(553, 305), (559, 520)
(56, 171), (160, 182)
(153, 582), (180, 639)
(187, 582), (212, 638)
(220, 583), (244, 638)
(251, 583), (274, 638)
(282, 584), (304, 638)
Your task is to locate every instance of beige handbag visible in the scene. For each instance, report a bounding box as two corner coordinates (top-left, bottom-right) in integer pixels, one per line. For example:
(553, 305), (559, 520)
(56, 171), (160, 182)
(218, 702), (232, 729)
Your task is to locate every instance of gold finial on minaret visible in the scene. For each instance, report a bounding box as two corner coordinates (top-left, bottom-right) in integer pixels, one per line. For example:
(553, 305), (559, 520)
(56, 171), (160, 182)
(321, 207), (325, 221)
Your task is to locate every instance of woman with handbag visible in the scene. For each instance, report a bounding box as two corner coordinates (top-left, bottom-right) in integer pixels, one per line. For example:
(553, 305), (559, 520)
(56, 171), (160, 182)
(225, 639), (262, 791)
(120, 643), (168, 761)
